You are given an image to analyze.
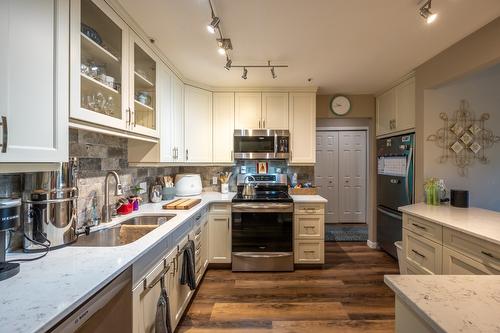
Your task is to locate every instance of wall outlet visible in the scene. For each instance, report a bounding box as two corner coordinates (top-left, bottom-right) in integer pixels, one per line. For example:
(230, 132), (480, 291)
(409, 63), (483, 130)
(212, 176), (218, 185)
(139, 182), (147, 194)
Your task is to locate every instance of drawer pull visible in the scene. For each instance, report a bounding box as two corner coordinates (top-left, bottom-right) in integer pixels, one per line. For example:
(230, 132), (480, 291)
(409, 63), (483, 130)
(481, 251), (500, 262)
(412, 223), (427, 230)
(304, 226), (315, 229)
(304, 250), (316, 253)
(411, 249), (426, 258)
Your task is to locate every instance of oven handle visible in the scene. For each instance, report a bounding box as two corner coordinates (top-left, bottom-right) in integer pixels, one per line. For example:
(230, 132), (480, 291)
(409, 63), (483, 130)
(231, 203), (294, 212)
(233, 252), (292, 259)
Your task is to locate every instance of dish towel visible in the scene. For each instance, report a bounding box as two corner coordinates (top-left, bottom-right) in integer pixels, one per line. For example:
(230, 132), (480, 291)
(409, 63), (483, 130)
(180, 240), (197, 290)
(155, 280), (173, 333)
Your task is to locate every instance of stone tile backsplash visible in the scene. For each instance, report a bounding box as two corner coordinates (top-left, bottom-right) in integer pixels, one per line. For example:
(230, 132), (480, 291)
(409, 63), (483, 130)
(1, 128), (314, 232)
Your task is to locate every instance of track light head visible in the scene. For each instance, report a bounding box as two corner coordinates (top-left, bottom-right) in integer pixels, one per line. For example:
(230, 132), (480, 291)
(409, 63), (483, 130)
(420, 0), (437, 24)
(271, 67), (277, 79)
(224, 58), (232, 71)
(242, 67), (248, 80)
(217, 38), (232, 56)
(207, 16), (220, 34)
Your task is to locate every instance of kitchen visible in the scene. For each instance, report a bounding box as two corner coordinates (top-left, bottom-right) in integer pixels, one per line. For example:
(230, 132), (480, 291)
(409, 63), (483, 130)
(1, 1), (500, 332)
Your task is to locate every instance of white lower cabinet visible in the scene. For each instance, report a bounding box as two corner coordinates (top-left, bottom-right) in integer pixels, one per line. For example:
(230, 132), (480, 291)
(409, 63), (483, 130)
(0, 0), (69, 163)
(132, 248), (177, 333)
(208, 203), (231, 263)
(402, 213), (499, 275)
(294, 203), (325, 264)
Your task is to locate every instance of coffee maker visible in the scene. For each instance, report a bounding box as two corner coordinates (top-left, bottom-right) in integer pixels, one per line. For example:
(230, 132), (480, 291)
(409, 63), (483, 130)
(0, 198), (21, 281)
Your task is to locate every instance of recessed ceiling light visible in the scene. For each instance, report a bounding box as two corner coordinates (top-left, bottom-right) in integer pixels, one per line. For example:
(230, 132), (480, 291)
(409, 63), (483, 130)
(207, 16), (220, 34)
(420, 0), (438, 24)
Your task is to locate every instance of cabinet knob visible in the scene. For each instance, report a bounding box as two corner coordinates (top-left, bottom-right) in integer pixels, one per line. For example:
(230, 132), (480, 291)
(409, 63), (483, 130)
(0, 116), (7, 153)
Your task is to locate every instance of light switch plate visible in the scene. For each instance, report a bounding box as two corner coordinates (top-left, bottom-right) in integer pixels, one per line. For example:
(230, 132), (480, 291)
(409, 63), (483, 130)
(139, 182), (147, 194)
(212, 176), (218, 185)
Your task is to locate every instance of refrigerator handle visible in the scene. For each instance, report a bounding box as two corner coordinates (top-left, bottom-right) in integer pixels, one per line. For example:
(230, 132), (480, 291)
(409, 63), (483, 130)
(405, 147), (413, 204)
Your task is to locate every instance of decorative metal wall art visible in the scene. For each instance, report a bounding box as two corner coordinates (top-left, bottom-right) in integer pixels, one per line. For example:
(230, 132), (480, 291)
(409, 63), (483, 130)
(427, 100), (500, 176)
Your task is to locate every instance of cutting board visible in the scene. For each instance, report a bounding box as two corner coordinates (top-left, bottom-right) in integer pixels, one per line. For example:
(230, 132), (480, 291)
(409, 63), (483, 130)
(163, 198), (201, 210)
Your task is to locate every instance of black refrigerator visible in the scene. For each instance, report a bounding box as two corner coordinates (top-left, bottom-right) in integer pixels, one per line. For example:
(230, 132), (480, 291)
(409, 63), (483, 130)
(376, 133), (415, 258)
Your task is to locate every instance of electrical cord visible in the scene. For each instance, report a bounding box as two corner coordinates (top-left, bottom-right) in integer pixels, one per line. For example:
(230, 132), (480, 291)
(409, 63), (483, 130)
(5, 233), (51, 263)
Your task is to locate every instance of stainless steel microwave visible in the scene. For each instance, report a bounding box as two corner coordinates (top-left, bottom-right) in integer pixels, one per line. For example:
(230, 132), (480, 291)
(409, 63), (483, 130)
(233, 129), (289, 159)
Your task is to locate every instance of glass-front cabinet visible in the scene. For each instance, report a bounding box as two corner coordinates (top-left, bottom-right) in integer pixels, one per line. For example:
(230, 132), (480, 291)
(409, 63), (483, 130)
(130, 34), (158, 137)
(71, 0), (159, 138)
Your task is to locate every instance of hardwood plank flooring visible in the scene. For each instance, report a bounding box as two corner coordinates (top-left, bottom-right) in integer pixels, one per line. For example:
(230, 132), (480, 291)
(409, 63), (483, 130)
(177, 242), (399, 333)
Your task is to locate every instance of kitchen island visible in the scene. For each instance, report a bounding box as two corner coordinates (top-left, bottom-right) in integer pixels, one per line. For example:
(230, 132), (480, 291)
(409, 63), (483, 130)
(385, 275), (500, 333)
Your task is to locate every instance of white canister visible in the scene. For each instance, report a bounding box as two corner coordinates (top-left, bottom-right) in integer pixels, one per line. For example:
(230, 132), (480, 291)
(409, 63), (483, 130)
(221, 183), (229, 194)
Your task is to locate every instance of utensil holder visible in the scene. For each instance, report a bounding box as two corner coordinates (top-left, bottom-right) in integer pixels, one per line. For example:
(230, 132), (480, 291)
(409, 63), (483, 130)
(221, 183), (229, 194)
(162, 187), (176, 200)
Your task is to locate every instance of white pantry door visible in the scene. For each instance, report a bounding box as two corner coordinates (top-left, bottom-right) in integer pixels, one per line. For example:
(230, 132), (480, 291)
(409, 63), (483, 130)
(338, 131), (367, 223)
(315, 131), (339, 224)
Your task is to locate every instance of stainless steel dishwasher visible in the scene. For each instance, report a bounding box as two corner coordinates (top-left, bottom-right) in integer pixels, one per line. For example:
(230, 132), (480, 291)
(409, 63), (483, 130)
(51, 267), (132, 333)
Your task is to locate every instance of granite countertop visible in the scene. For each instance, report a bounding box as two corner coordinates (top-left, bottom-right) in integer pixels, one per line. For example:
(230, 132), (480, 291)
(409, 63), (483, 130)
(0, 192), (235, 333)
(385, 275), (500, 333)
(290, 194), (328, 203)
(399, 202), (500, 245)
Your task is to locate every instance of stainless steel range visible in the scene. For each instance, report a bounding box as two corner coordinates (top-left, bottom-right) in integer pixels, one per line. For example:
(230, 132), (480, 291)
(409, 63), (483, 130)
(231, 174), (294, 272)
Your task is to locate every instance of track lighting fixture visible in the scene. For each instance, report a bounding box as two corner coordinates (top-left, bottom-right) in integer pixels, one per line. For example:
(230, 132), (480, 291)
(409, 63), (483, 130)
(207, 16), (220, 34)
(241, 67), (248, 80)
(224, 58), (232, 71)
(420, 0), (437, 24)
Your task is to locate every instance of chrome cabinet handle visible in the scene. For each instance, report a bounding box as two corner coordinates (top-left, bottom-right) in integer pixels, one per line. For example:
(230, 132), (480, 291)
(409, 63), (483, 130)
(304, 250), (315, 253)
(263, 119), (265, 128)
(146, 264), (170, 290)
(172, 147), (176, 160)
(412, 223), (427, 230)
(481, 251), (500, 262)
(186, 149), (189, 161)
(231, 150), (234, 161)
(0, 116), (7, 153)
(258, 120), (261, 128)
(411, 249), (426, 258)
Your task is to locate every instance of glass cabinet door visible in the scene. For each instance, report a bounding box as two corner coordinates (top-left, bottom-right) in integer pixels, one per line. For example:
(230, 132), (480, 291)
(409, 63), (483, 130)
(75, 0), (128, 129)
(130, 35), (159, 137)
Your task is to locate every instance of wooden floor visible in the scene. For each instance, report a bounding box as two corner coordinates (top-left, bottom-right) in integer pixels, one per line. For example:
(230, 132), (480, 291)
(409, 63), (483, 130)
(177, 242), (399, 333)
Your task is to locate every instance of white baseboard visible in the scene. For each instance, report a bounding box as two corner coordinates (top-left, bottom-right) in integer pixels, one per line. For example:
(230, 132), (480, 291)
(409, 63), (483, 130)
(367, 240), (378, 249)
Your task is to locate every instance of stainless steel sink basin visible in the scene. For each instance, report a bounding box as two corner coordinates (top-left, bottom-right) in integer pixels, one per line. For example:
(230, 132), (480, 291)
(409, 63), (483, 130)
(73, 215), (176, 247)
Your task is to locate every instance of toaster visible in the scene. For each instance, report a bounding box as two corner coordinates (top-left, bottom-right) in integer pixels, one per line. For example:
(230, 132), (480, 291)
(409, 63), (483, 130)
(175, 174), (202, 196)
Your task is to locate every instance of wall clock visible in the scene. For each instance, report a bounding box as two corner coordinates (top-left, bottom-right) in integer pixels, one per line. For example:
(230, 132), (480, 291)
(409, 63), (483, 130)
(330, 95), (351, 116)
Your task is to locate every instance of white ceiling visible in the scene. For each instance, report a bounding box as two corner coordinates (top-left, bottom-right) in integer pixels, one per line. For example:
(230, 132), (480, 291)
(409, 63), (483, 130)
(117, 0), (500, 94)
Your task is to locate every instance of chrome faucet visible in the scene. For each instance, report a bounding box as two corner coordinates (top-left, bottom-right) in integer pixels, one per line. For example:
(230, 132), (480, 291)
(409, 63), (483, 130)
(102, 171), (123, 223)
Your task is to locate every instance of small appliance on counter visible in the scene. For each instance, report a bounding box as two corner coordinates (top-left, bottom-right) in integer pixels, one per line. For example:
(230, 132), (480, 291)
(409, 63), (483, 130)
(451, 189), (469, 208)
(0, 198), (21, 281)
(175, 174), (202, 196)
(22, 158), (79, 252)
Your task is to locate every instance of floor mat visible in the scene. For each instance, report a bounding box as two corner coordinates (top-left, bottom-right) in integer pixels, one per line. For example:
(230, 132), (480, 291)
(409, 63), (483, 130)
(325, 224), (368, 242)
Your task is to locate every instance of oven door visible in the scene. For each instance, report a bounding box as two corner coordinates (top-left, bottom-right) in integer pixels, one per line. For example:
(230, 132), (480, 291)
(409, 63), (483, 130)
(231, 202), (293, 271)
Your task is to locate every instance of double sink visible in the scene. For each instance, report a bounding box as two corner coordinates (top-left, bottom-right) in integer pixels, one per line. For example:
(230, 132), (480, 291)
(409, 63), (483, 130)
(73, 215), (176, 247)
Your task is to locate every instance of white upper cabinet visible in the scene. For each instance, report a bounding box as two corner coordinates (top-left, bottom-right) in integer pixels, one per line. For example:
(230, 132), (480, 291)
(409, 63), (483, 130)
(213, 93), (235, 163)
(376, 75), (415, 137)
(0, 0), (69, 163)
(158, 63), (174, 162)
(184, 86), (212, 162)
(171, 76), (185, 162)
(289, 93), (316, 164)
(129, 33), (159, 138)
(235, 93), (261, 129)
(262, 92), (289, 129)
(395, 76), (416, 132)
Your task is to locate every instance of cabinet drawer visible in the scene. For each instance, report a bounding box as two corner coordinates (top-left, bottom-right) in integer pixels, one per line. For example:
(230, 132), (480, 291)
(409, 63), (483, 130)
(405, 260), (429, 275)
(210, 203), (231, 213)
(295, 215), (324, 239)
(442, 246), (499, 275)
(443, 227), (500, 272)
(403, 229), (442, 274)
(403, 214), (442, 243)
(294, 203), (324, 215)
(294, 240), (324, 264)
